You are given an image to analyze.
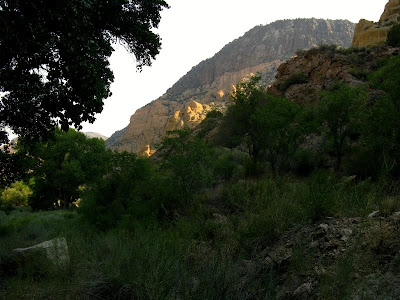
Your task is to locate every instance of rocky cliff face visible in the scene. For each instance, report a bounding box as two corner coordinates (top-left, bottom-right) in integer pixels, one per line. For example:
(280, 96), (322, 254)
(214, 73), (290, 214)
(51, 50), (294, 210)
(108, 19), (355, 154)
(269, 45), (399, 103)
(352, 0), (400, 47)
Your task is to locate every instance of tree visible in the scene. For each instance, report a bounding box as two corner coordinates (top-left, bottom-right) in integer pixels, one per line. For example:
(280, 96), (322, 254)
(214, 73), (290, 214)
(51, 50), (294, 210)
(0, 146), (33, 188)
(29, 129), (109, 209)
(249, 96), (306, 175)
(0, 180), (32, 207)
(365, 55), (400, 175)
(223, 74), (306, 175)
(0, 0), (169, 143)
(387, 22), (400, 47)
(317, 84), (367, 171)
(224, 74), (267, 162)
(80, 151), (156, 230)
(158, 128), (215, 204)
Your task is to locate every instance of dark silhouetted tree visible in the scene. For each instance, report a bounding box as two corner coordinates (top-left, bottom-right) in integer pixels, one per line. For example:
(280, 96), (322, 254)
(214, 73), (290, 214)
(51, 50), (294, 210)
(29, 129), (109, 209)
(0, 0), (169, 143)
(318, 85), (367, 171)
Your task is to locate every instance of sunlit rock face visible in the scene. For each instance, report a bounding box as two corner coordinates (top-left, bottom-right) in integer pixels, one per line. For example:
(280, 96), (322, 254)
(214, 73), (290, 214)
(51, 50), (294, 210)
(380, 0), (400, 23)
(352, 0), (400, 47)
(107, 19), (355, 154)
(165, 100), (211, 133)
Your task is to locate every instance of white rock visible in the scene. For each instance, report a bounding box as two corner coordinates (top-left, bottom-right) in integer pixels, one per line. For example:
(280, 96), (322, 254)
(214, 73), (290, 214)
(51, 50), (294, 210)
(13, 237), (70, 268)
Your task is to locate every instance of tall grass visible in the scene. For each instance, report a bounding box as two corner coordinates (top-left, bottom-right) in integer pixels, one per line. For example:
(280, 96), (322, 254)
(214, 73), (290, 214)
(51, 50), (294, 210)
(0, 171), (395, 299)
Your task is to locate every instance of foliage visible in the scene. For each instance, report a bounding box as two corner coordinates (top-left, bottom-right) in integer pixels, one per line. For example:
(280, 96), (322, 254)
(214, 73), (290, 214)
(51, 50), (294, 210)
(158, 128), (216, 204)
(222, 74), (267, 161)
(29, 129), (109, 210)
(213, 150), (247, 182)
(387, 23), (400, 47)
(0, 180), (32, 207)
(223, 74), (307, 175)
(0, 149), (33, 188)
(80, 151), (157, 230)
(2, 171), (393, 300)
(278, 72), (309, 92)
(366, 55), (400, 175)
(249, 96), (306, 175)
(307, 43), (339, 57)
(197, 109), (223, 138)
(295, 49), (307, 57)
(0, 0), (169, 143)
(317, 84), (367, 170)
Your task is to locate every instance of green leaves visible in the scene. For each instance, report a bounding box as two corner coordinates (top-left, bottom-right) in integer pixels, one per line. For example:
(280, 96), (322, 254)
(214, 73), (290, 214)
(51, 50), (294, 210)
(224, 74), (307, 175)
(250, 96), (305, 174)
(0, 0), (169, 142)
(387, 23), (400, 47)
(158, 128), (215, 204)
(29, 129), (109, 209)
(317, 85), (367, 170)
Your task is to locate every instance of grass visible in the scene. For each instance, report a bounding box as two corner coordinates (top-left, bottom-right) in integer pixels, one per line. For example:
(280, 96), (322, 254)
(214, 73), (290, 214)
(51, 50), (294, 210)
(0, 171), (397, 299)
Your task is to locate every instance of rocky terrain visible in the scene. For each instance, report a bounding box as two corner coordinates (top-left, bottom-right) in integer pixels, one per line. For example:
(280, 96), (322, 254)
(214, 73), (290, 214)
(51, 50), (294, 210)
(239, 212), (400, 299)
(107, 18), (355, 154)
(268, 45), (399, 103)
(82, 132), (108, 141)
(352, 0), (400, 47)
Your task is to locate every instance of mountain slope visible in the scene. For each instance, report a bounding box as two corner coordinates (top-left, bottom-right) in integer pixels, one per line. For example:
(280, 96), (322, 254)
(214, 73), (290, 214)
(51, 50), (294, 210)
(107, 18), (355, 153)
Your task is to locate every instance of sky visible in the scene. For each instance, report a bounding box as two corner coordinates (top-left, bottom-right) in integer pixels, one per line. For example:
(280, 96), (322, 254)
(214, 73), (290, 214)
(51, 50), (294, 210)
(80, 0), (388, 137)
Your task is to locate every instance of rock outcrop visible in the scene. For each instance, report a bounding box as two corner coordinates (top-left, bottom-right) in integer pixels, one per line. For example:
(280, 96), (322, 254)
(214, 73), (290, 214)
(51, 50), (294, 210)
(164, 100), (212, 133)
(269, 46), (399, 103)
(380, 0), (400, 23)
(237, 212), (400, 299)
(12, 237), (70, 269)
(352, 0), (400, 47)
(83, 132), (108, 141)
(108, 19), (355, 153)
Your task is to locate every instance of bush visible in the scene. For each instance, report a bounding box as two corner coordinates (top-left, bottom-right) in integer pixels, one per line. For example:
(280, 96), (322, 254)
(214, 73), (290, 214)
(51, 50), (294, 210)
(80, 152), (158, 230)
(295, 49), (307, 57)
(278, 72), (309, 92)
(387, 23), (400, 46)
(197, 110), (223, 138)
(214, 150), (247, 182)
(158, 129), (216, 204)
(0, 181), (32, 207)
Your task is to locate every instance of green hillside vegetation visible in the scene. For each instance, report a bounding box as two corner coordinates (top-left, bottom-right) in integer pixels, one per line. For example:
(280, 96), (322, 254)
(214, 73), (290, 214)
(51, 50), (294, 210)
(2, 43), (400, 298)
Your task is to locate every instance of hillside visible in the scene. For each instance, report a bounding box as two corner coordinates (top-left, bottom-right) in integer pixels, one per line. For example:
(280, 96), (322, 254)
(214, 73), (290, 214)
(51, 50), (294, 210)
(107, 18), (355, 153)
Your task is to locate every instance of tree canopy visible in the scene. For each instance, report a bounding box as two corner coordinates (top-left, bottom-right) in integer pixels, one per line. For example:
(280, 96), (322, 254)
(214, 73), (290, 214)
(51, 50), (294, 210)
(318, 84), (367, 171)
(29, 129), (109, 209)
(0, 0), (169, 143)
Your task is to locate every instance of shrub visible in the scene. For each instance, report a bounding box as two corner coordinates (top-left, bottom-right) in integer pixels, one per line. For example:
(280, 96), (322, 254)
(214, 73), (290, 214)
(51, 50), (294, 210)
(387, 23), (400, 46)
(278, 72), (309, 92)
(158, 129), (216, 202)
(295, 49), (307, 57)
(0, 181), (32, 207)
(317, 84), (367, 170)
(197, 110), (223, 138)
(80, 152), (158, 230)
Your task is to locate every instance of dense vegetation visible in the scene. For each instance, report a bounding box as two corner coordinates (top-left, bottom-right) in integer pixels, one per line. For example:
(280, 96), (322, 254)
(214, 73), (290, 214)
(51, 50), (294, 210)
(2, 41), (400, 298)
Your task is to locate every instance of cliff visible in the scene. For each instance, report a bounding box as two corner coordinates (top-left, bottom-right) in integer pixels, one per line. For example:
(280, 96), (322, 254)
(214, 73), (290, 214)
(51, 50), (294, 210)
(269, 45), (399, 103)
(352, 0), (400, 47)
(108, 19), (355, 154)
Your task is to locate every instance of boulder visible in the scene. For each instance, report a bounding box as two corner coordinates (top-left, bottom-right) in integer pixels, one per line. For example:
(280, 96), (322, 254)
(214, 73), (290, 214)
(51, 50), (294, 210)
(12, 237), (70, 268)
